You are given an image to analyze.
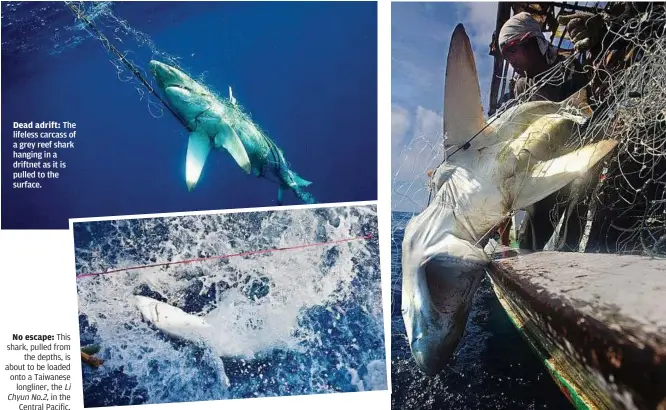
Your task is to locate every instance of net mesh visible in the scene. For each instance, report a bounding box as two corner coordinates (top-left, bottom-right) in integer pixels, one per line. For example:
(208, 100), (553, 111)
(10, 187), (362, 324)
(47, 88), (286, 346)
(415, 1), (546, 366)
(392, 1), (666, 283)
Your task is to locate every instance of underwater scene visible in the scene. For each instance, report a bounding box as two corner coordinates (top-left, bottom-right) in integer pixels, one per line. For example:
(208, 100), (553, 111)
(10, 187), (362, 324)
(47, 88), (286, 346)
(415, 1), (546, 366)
(2, 1), (378, 229)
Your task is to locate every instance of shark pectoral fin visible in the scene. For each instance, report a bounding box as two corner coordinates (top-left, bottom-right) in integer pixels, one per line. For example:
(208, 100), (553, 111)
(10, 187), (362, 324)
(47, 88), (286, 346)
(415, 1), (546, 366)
(290, 173), (312, 187)
(214, 123), (251, 174)
(512, 139), (618, 210)
(444, 24), (489, 151)
(186, 131), (212, 191)
(277, 186), (284, 205)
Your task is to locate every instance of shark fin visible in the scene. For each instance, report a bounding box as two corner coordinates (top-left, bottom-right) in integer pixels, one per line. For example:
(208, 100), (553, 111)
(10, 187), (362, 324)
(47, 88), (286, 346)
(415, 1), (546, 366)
(229, 86), (237, 106)
(444, 24), (488, 151)
(214, 122), (251, 174)
(186, 131), (212, 191)
(290, 172), (312, 187)
(512, 139), (618, 210)
(277, 186), (284, 205)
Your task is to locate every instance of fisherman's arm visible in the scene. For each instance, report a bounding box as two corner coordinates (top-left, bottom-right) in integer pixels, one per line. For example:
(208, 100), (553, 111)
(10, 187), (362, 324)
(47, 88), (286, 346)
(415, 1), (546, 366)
(558, 3), (666, 55)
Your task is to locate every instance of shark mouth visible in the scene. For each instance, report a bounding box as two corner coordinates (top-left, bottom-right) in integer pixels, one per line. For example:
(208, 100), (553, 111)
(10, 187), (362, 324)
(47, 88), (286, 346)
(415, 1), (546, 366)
(164, 83), (193, 93)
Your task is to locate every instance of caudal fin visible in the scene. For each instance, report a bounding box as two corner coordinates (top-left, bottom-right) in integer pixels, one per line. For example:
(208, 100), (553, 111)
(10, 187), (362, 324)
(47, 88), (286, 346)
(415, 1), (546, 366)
(294, 189), (317, 204)
(288, 172), (315, 203)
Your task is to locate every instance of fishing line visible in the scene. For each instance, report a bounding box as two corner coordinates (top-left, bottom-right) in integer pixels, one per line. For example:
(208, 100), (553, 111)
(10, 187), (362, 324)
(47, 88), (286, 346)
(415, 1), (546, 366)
(76, 234), (374, 279)
(65, 1), (309, 200)
(64, 1), (185, 126)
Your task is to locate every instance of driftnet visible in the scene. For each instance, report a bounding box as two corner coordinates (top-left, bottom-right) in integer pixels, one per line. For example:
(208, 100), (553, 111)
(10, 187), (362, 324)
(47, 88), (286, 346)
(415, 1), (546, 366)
(392, 4), (666, 270)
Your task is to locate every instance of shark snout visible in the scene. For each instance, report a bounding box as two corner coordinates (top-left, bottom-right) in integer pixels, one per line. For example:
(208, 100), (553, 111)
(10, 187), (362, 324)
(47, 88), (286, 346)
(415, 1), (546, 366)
(411, 333), (460, 376)
(149, 60), (191, 93)
(149, 60), (168, 85)
(402, 250), (486, 375)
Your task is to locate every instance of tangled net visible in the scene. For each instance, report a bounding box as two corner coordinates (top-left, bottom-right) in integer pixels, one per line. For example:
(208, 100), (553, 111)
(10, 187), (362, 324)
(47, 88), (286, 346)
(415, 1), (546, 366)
(392, 3), (666, 264)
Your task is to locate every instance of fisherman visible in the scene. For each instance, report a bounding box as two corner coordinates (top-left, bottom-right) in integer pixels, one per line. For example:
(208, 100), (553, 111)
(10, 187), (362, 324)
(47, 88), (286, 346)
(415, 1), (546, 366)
(494, 5), (666, 250)
(491, 12), (589, 248)
(498, 12), (590, 104)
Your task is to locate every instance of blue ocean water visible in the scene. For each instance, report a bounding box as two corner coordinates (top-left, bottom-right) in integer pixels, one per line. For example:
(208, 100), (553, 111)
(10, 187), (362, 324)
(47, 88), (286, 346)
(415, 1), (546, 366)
(74, 205), (386, 406)
(391, 211), (574, 409)
(1, 1), (378, 229)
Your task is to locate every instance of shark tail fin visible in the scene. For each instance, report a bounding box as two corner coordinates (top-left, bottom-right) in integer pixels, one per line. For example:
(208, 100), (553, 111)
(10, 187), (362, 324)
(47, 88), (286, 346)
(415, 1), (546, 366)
(294, 189), (317, 204)
(444, 24), (488, 151)
(277, 185), (316, 205)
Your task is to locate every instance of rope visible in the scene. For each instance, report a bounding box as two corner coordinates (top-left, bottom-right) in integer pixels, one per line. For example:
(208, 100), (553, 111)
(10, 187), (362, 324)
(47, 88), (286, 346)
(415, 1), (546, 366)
(64, 1), (186, 127)
(76, 234), (373, 279)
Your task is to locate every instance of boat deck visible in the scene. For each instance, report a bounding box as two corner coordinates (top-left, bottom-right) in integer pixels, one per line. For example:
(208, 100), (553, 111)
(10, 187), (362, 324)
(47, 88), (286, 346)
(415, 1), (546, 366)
(487, 251), (666, 410)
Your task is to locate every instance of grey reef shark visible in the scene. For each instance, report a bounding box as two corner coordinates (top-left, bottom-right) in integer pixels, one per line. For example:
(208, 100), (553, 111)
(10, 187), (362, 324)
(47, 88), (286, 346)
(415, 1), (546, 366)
(401, 24), (618, 375)
(149, 60), (316, 205)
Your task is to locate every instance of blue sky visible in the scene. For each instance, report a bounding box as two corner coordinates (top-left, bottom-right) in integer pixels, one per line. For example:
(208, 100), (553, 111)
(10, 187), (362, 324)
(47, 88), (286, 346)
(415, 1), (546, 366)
(392, 2), (498, 212)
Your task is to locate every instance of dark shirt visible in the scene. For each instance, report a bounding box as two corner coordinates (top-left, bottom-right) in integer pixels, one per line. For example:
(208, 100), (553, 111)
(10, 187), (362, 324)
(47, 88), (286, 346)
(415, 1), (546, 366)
(511, 55), (589, 103)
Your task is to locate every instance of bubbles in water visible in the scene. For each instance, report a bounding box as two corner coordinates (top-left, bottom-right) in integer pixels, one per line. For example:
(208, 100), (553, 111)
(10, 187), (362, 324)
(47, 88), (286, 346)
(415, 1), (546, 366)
(75, 205), (385, 405)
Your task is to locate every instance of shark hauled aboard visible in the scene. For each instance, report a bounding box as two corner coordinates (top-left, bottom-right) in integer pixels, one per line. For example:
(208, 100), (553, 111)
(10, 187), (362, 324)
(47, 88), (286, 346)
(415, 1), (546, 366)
(400, 24), (618, 376)
(149, 60), (316, 205)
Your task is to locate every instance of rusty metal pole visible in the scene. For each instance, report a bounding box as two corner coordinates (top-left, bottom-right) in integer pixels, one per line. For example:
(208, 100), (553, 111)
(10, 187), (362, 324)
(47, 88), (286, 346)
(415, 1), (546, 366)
(488, 3), (512, 116)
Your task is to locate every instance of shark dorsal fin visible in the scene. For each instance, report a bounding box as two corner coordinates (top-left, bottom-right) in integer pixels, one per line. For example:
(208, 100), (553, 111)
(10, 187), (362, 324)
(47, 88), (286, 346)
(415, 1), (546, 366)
(444, 24), (487, 151)
(229, 86), (237, 106)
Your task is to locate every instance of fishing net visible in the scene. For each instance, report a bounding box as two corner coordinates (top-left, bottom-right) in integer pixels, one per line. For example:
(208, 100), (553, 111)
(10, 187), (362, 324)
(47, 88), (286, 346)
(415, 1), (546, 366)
(62, 1), (187, 120)
(392, 2), (666, 269)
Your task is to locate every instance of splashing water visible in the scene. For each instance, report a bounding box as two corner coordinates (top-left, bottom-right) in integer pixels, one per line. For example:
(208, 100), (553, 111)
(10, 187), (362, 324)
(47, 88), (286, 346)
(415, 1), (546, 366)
(74, 205), (386, 406)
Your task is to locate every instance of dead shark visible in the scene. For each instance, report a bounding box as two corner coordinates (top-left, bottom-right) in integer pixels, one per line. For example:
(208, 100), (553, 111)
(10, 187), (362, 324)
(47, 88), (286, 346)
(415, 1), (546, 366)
(149, 60), (316, 205)
(400, 24), (617, 376)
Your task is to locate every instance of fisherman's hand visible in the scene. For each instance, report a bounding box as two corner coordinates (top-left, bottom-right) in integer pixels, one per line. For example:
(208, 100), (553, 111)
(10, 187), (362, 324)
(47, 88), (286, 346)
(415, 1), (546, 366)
(558, 11), (606, 52)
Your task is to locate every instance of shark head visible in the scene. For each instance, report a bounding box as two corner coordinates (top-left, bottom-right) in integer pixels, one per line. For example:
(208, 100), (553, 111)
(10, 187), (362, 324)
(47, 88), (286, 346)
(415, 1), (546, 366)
(149, 60), (255, 191)
(401, 186), (488, 375)
(150, 60), (211, 120)
(402, 255), (485, 376)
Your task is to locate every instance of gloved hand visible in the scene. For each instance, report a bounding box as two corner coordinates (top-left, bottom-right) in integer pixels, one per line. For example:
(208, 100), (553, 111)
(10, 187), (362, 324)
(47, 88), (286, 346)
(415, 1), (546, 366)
(558, 11), (606, 52)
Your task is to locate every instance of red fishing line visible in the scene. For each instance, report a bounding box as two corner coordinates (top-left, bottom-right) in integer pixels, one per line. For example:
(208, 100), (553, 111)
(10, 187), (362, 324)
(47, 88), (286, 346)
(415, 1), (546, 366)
(76, 234), (374, 279)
